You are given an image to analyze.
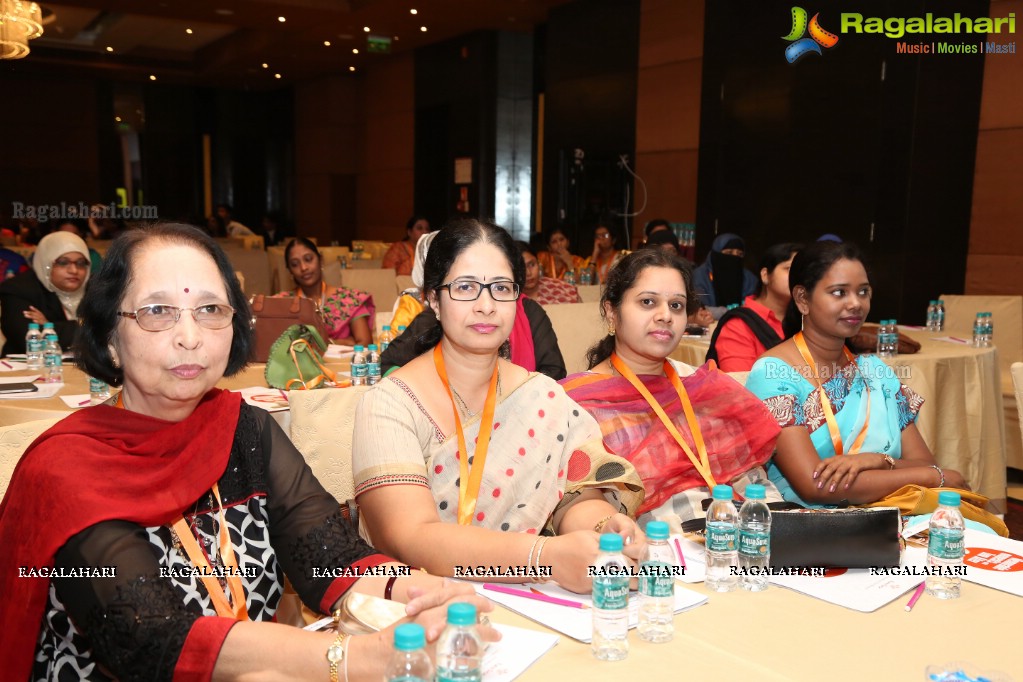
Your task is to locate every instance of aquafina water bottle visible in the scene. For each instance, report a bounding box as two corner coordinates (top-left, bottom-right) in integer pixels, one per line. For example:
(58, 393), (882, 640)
(637, 520), (674, 643)
(350, 345), (367, 386)
(435, 602), (483, 682)
(738, 484), (771, 592)
(926, 491), (966, 600)
(705, 484), (739, 592)
(591, 533), (629, 660)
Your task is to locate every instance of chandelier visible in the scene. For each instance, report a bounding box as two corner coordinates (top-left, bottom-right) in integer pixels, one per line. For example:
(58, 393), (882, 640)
(0, 0), (44, 59)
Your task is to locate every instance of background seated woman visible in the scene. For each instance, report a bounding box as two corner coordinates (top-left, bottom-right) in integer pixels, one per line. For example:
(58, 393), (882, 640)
(277, 237), (374, 346)
(0, 231), (91, 354)
(745, 241), (967, 507)
(0, 223), (495, 682)
(706, 242), (801, 372)
(562, 249), (781, 528)
(537, 227), (585, 281)
(383, 215), (430, 276)
(353, 219), (644, 594)
(518, 241), (582, 305)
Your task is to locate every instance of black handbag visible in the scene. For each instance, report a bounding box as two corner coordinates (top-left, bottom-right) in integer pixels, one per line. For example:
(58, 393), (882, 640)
(770, 506), (902, 569)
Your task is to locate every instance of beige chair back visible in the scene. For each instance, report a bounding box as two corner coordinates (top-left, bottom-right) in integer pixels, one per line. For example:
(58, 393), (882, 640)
(939, 295), (1022, 391)
(395, 275), (415, 293)
(287, 386), (371, 506)
(340, 268), (398, 311)
(542, 302), (606, 375)
(1012, 363), (1023, 461)
(0, 417), (62, 500)
(576, 285), (602, 303)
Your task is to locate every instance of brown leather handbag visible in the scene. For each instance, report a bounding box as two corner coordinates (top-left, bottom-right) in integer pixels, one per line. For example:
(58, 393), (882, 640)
(249, 294), (327, 362)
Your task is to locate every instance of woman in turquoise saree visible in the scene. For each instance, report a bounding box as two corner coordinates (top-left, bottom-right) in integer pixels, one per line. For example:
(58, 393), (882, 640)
(745, 241), (967, 507)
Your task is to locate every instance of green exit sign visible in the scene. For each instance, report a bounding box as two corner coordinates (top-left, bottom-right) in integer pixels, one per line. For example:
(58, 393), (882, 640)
(367, 35), (391, 53)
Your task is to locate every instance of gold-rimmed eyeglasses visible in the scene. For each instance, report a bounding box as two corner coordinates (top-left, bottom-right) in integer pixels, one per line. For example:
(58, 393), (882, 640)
(117, 304), (235, 332)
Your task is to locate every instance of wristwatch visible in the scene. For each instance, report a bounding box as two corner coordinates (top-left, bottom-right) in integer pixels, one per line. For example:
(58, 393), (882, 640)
(327, 609), (348, 682)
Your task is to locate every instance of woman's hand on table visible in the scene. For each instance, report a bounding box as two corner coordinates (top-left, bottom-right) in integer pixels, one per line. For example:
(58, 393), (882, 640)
(601, 513), (647, 563)
(941, 468), (969, 490)
(812, 452), (887, 493)
(402, 579), (500, 642)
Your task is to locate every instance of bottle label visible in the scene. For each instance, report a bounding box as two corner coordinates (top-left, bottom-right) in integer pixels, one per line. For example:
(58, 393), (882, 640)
(44, 354), (56, 368)
(89, 377), (107, 392)
(27, 339), (43, 353)
(351, 364), (368, 378)
(738, 529), (770, 558)
(592, 577), (629, 610)
(706, 522), (737, 552)
(639, 561), (674, 598)
(367, 362), (380, 376)
(928, 528), (965, 561)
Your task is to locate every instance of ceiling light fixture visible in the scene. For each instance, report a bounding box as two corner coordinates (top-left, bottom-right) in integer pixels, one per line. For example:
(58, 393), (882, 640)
(149, 74), (157, 81)
(185, 28), (193, 34)
(115, 116), (121, 122)
(363, 26), (370, 32)
(323, 40), (331, 46)
(410, 8), (417, 14)
(262, 62), (268, 68)
(278, 16), (286, 23)
(349, 66), (355, 72)
(352, 48), (358, 54)
(0, 0), (44, 59)
(420, 26), (427, 32)
(274, 73), (281, 79)
(105, 46), (113, 52)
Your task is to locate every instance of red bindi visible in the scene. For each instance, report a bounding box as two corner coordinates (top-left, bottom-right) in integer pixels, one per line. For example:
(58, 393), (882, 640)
(184, 287), (189, 293)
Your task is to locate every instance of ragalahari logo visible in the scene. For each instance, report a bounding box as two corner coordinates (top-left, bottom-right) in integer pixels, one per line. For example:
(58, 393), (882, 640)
(783, 7), (839, 63)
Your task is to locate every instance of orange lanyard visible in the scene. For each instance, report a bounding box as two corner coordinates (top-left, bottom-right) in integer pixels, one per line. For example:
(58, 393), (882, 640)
(170, 485), (249, 620)
(793, 332), (869, 455)
(115, 394), (248, 620)
(610, 354), (717, 489)
(434, 344), (500, 525)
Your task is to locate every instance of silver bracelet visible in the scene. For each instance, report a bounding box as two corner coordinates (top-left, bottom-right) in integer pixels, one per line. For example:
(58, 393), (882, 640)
(930, 464), (945, 488)
(532, 537), (549, 584)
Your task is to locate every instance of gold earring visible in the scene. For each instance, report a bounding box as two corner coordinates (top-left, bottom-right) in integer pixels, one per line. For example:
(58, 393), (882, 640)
(608, 327), (616, 337)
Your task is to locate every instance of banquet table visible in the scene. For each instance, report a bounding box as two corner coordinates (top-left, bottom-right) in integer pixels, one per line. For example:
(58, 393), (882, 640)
(0, 362), (348, 429)
(493, 578), (1019, 682)
(671, 329), (1008, 514)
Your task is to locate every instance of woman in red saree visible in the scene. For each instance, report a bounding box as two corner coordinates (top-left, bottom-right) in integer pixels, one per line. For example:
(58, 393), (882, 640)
(561, 249), (782, 528)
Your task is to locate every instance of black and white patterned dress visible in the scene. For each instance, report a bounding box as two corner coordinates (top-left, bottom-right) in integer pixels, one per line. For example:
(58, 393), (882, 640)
(31, 404), (379, 682)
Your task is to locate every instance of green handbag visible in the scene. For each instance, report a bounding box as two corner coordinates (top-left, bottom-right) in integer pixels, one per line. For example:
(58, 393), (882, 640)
(264, 324), (337, 390)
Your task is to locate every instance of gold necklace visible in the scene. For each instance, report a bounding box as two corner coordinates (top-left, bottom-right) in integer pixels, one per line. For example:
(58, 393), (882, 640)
(449, 367), (502, 418)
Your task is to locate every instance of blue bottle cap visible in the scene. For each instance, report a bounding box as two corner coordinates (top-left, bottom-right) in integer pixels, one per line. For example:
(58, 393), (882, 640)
(393, 623), (426, 651)
(369, 344), (378, 351)
(446, 602), (477, 626)
(744, 484), (766, 500)
(712, 484), (733, 500)
(937, 491), (961, 507)
(28, 322), (40, 330)
(599, 533), (623, 552)
(645, 521), (669, 540)
(354, 345), (364, 352)
(383, 325), (391, 331)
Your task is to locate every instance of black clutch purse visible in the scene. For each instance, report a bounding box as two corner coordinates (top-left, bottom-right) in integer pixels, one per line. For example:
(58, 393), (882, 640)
(770, 507), (902, 569)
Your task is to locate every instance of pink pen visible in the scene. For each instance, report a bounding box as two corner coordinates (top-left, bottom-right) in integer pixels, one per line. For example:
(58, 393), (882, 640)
(482, 583), (587, 609)
(673, 538), (687, 568)
(904, 582), (926, 612)
(1, 361), (12, 369)
(78, 398), (92, 406)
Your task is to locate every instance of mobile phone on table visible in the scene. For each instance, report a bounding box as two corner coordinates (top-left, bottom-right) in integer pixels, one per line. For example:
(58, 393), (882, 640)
(0, 382), (38, 394)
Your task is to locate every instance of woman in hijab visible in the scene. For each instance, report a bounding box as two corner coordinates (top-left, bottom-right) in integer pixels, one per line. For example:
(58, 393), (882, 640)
(691, 233), (758, 321)
(390, 230), (439, 331)
(0, 232), (91, 354)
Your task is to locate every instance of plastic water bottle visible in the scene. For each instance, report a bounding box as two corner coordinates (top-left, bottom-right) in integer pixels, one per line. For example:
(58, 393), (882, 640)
(738, 483), (771, 592)
(888, 319), (900, 357)
(591, 533), (629, 661)
(367, 344), (381, 386)
(89, 377), (111, 404)
(705, 484), (739, 592)
(436, 602), (483, 682)
(564, 269), (576, 286)
(638, 520), (674, 643)
(43, 333), (63, 383)
(876, 320), (889, 356)
(351, 345), (367, 386)
(579, 266), (592, 285)
(397, 325), (407, 337)
(385, 623), (434, 682)
(982, 312), (994, 347)
(926, 491), (966, 600)
(935, 300), (945, 332)
(926, 301), (938, 332)
(972, 313), (985, 348)
(379, 325), (394, 353)
(25, 323), (43, 370)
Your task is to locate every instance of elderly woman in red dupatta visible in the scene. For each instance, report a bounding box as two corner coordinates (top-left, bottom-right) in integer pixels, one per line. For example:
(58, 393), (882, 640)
(561, 249), (782, 530)
(0, 224), (495, 682)
(352, 219), (645, 595)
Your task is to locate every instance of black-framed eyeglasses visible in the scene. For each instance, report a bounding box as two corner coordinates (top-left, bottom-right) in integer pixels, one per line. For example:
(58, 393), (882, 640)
(437, 280), (520, 302)
(53, 257), (90, 269)
(117, 304), (236, 332)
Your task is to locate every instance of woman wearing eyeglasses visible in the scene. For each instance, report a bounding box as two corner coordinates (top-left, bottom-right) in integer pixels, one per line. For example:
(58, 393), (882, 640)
(353, 219), (645, 594)
(0, 231), (91, 355)
(0, 224), (498, 681)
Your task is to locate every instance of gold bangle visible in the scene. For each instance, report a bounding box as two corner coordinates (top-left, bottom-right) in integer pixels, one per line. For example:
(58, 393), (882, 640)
(532, 537), (550, 584)
(882, 454), (895, 470)
(594, 514), (614, 534)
